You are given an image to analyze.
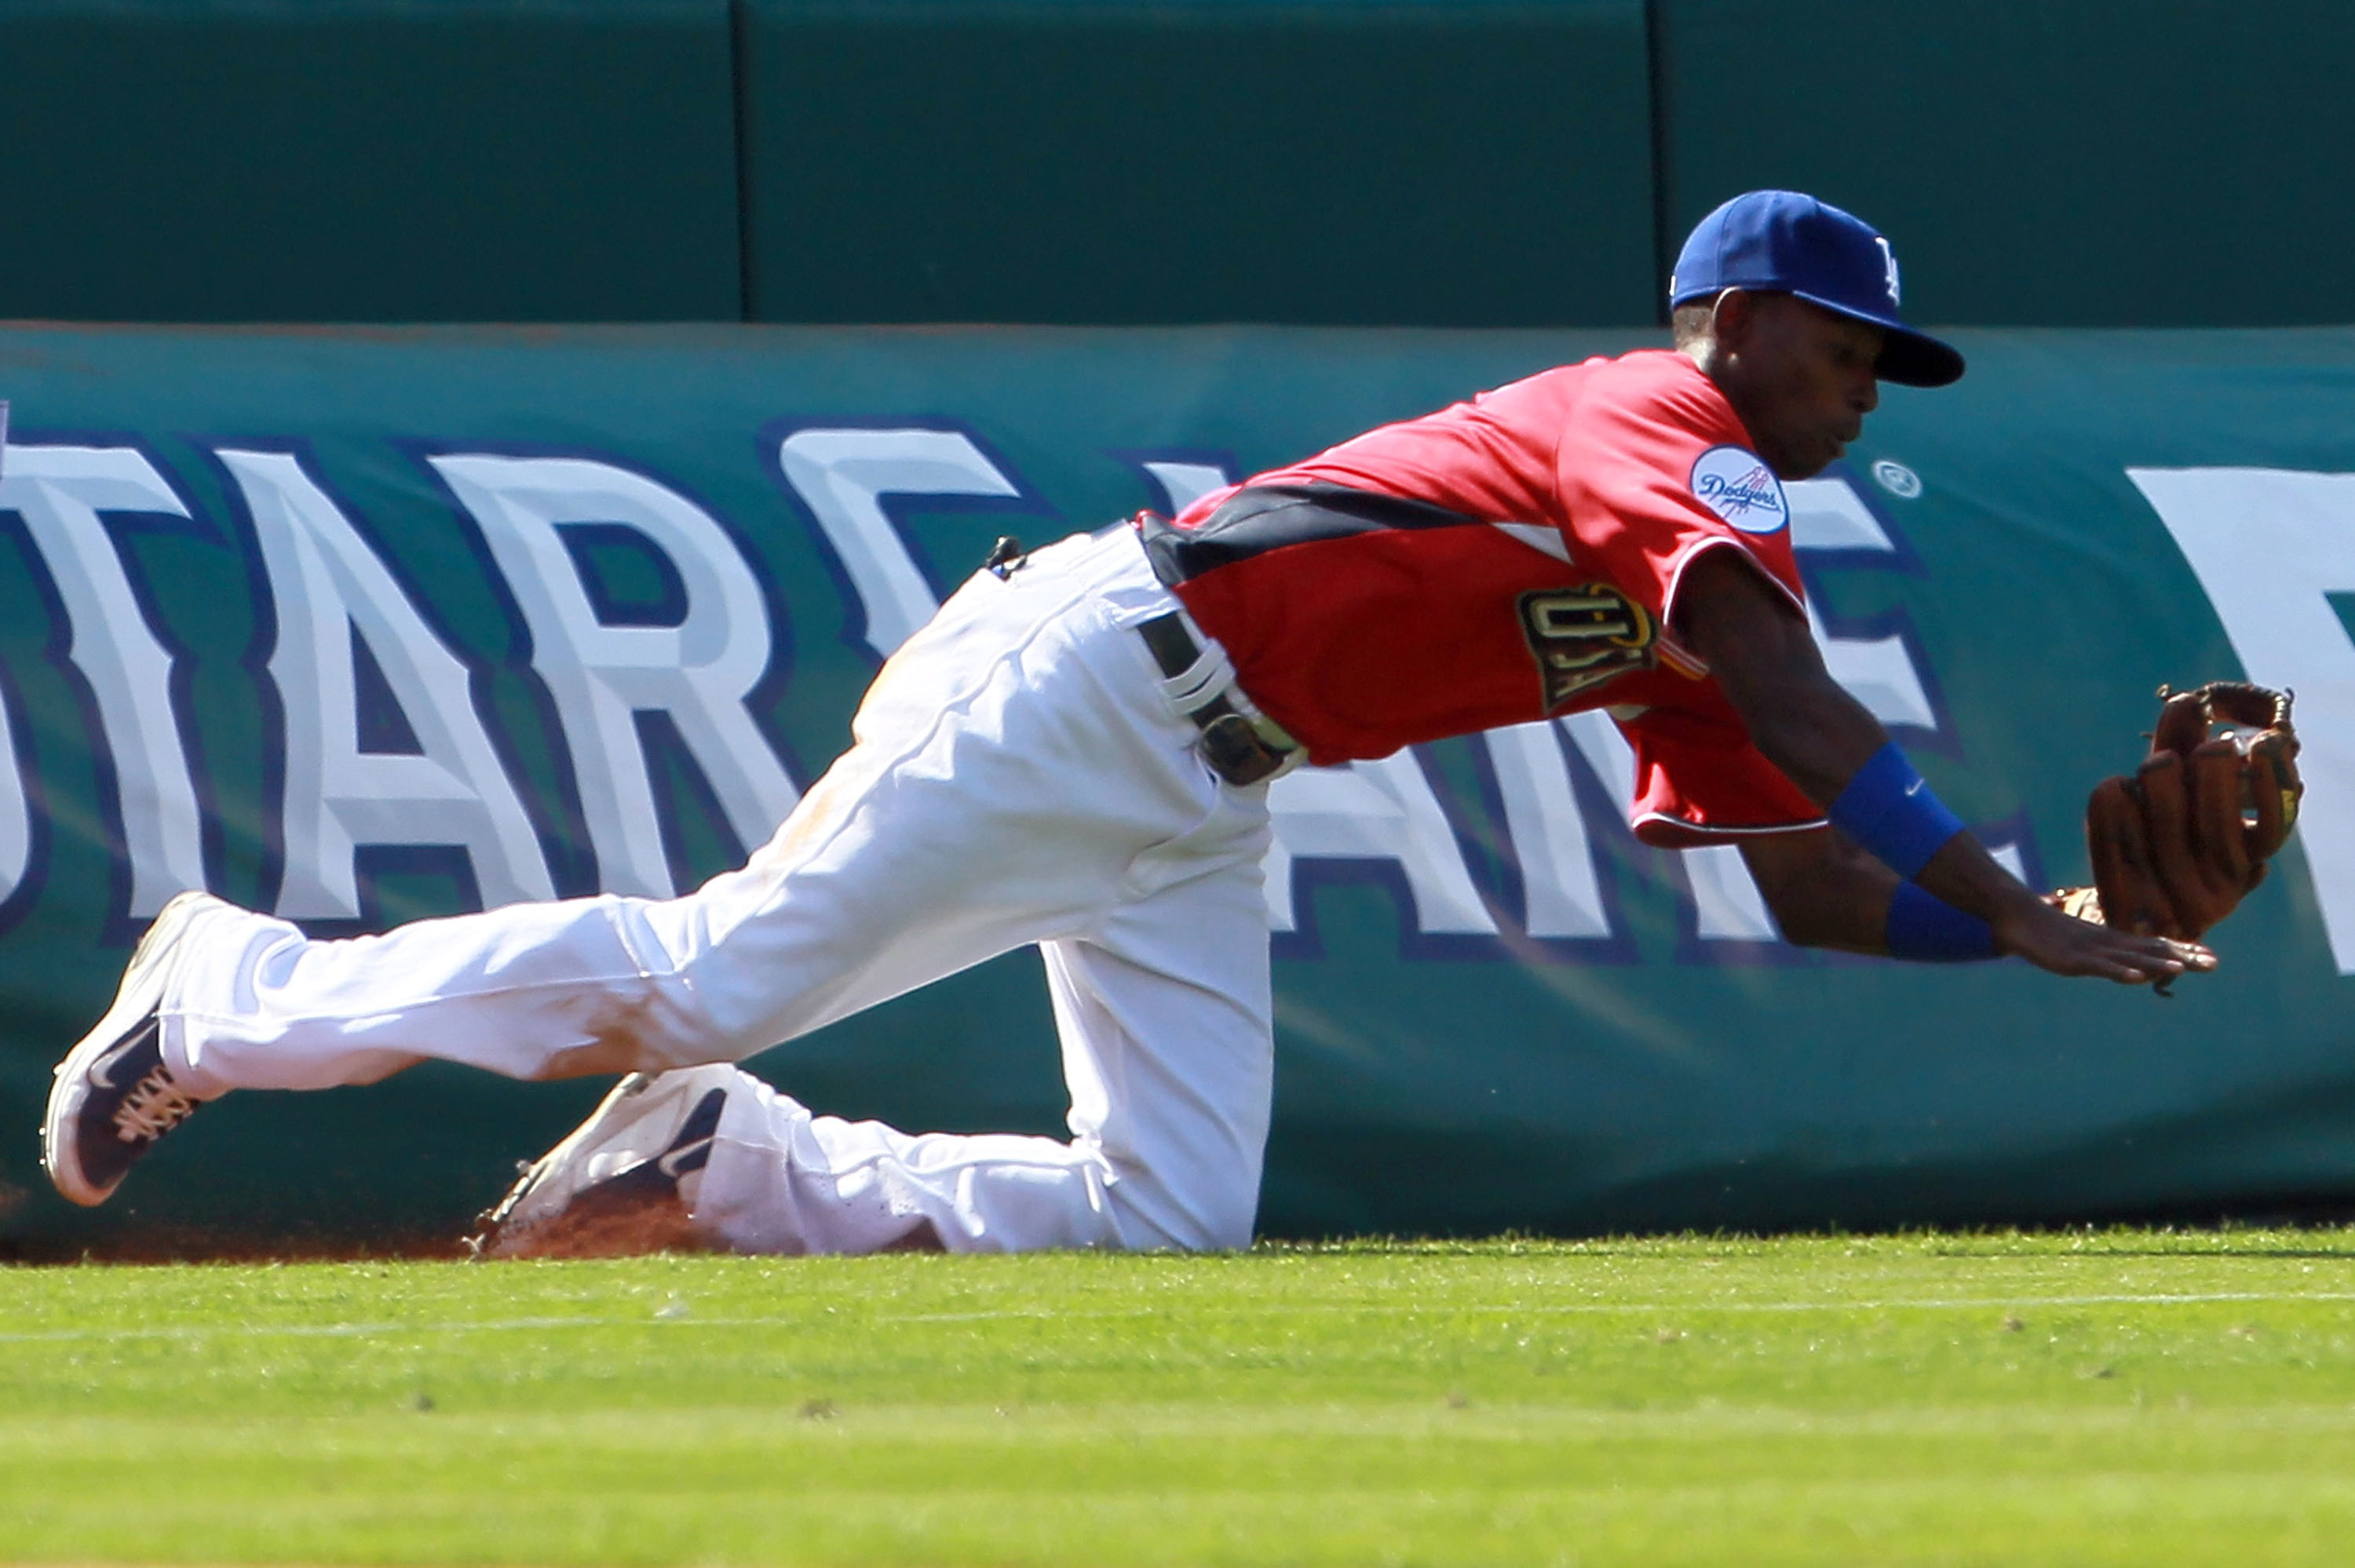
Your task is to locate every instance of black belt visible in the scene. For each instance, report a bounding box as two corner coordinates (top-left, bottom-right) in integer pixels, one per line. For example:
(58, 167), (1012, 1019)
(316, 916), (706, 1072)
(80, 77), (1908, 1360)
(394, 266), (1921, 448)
(1137, 612), (1300, 787)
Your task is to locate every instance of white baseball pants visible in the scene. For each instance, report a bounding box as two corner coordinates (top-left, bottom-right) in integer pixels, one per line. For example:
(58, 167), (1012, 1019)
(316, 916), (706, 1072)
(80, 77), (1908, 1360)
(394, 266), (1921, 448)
(159, 526), (1278, 1253)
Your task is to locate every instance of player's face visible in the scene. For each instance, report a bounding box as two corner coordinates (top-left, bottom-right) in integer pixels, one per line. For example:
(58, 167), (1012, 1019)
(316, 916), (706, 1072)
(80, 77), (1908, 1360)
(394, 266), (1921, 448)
(1719, 294), (1884, 479)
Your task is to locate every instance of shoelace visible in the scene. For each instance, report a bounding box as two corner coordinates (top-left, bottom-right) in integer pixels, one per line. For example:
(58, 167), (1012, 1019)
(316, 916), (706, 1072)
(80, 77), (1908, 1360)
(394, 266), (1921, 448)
(111, 1067), (198, 1144)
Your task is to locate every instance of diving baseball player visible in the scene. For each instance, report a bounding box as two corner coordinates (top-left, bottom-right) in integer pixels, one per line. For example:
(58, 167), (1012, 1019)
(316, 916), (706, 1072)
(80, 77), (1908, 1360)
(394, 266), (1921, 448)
(42, 191), (2225, 1257)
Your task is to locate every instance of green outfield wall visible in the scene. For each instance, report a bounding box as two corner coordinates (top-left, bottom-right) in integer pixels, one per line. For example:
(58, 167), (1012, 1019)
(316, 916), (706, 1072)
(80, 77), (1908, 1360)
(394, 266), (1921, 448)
(0, 0), (743, 323)
(2, 321), (2353, 1255)
(736, 0), (1657, 326)
(9, 0), (2351, 330)
(1652, 0), (2355, 328)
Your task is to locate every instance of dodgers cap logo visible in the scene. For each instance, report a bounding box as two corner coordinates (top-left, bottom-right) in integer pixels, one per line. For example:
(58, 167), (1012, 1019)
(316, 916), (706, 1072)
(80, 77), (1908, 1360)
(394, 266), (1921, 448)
(1669, 190), (1965, 389)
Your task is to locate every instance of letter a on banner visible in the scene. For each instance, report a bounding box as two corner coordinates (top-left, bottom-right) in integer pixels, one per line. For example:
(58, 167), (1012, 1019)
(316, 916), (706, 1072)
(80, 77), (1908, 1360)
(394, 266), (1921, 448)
(429, 454), (800, 897)
(219, 449), (553, 919)
(1263, 753), (1498, 937)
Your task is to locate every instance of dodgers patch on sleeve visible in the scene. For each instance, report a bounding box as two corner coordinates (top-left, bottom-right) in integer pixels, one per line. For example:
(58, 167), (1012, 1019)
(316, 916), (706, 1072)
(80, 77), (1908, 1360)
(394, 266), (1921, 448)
(1689, 446), (1789, 534)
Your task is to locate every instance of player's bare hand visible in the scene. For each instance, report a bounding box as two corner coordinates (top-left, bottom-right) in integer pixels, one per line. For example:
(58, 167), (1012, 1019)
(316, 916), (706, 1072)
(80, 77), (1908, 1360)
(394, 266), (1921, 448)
(1994, 898), (2215, 986)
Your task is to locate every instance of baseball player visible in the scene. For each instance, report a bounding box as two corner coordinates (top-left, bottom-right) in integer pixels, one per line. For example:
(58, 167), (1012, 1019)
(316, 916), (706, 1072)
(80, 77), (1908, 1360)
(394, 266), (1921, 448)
(42, 191), (2214, 1257)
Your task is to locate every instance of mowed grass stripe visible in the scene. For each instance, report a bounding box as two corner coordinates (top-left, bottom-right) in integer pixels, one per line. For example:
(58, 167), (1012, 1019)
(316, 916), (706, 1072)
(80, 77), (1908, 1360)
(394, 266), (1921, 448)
(8, 1287), (2355, 1345)
(20, 1398), (2355, 1440)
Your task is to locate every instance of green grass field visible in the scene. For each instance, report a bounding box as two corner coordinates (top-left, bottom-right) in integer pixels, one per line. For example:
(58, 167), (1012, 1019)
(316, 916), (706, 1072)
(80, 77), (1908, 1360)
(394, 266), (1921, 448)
(5, 1231), (2355, 1566)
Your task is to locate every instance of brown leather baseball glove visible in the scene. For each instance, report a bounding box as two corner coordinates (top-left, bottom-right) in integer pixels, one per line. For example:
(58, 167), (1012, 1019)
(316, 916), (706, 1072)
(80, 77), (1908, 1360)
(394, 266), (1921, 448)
(2052, 681), (2302, 941)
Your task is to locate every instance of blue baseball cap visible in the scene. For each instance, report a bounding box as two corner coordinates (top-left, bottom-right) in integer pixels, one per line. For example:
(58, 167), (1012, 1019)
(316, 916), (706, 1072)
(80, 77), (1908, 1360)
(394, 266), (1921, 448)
(1669, 191), (1965, 388)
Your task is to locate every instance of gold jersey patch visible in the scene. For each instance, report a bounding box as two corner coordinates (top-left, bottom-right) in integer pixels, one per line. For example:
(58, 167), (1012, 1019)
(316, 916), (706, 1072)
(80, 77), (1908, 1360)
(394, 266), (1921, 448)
(1517, 583), (1657, 709)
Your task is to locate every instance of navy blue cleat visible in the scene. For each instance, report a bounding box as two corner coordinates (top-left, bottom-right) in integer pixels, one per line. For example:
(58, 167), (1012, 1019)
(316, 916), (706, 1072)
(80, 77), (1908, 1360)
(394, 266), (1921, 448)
(470, 1066), (732, 1260)
(42, 892), (228, 1206)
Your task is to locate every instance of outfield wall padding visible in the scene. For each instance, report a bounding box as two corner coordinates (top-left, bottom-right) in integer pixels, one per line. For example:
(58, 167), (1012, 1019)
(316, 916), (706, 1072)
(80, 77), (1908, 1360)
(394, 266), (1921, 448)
(736, 0), (1659, 326)
(2, 321), (2354, 1253)
(9, 0), (2355, 330)
(0, 0), (743, 323)
(1655, 0), (2355, 328)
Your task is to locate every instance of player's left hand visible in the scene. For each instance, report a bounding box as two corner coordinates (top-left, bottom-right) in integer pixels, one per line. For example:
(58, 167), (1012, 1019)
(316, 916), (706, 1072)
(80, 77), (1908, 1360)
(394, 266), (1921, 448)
(1995, 895), (2217, 986)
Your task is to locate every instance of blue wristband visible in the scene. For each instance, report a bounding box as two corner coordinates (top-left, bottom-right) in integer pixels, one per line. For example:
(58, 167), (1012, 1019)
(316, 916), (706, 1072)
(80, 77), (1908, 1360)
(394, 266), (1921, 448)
(1828, 742), (1968, 880)
(1885, 881), (1997, 962)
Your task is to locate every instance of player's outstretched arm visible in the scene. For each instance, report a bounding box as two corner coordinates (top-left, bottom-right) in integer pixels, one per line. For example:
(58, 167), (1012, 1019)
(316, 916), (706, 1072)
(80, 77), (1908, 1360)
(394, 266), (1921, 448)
(1677, 549), (2212, 986)
(1911, 831), (2214, 983)
(1737, 826), (2213, 982)
(1738, 826), (1897, 954)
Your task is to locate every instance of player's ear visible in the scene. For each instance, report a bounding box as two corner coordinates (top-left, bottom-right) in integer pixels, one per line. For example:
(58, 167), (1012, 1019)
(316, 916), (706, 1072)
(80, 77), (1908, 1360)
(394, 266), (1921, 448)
(1708, 289), (1757, 356)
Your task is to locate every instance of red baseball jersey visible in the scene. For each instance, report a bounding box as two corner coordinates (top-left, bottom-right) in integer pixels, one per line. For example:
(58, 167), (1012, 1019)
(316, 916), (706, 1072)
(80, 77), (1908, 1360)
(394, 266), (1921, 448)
(1137, 348), (1825, 847)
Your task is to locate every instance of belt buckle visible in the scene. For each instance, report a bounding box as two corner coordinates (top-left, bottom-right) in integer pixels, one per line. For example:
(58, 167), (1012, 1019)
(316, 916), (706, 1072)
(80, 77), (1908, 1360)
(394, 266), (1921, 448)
(1197, 712), (1287, 787)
